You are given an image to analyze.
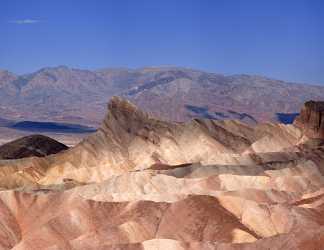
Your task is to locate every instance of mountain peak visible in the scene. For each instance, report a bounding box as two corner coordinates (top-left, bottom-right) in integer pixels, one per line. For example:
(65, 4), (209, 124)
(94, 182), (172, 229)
(104, 96), (149, 133)
(108, 96), (141, 114)
(304, 100), (324, 112)
(294, 100), (324, 139)
(37, 65), (71, 73)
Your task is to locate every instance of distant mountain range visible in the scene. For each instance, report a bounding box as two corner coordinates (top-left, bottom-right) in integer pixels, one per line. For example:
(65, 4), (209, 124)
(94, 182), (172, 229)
(1, 66), (324, 126)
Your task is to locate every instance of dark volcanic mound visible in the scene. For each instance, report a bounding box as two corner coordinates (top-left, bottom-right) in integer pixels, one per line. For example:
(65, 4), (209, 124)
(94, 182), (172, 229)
(0, 134), (68, 159)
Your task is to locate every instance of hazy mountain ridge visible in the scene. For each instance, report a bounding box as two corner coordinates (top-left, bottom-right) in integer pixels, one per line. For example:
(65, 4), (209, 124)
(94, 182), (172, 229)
(1, 66), (324, 126)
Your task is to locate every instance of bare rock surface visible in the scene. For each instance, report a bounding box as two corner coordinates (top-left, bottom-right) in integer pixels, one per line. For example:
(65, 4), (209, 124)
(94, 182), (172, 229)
(0, 135), (68, 160)
(0, 98), (323, 249)
(294, 100), (324, 139)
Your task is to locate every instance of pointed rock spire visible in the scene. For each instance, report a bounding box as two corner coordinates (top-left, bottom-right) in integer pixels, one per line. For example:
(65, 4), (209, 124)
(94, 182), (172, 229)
(294, 101), (324, 139)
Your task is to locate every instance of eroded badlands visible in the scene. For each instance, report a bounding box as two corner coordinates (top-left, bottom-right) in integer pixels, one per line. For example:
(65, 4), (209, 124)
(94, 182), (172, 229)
(0, 98), (323, 249)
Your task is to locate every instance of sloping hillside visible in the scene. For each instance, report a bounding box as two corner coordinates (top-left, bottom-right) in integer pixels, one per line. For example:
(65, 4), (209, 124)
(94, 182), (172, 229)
(0, 98), (323, 249)
(0, 135), (68, 159)
(1, 66), (324, 125)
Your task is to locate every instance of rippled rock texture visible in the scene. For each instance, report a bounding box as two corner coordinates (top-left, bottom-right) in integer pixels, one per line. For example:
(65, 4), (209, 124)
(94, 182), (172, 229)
(0, 98), (323, 249)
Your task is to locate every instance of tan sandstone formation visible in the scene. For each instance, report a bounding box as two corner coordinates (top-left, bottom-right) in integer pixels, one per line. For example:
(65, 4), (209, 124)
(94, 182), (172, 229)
(0, 97), (323, 249)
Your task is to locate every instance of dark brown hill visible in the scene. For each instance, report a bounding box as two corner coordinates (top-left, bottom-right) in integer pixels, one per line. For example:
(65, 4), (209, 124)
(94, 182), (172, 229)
(294, 101), (324, 139)
(0, 134), (68, 159)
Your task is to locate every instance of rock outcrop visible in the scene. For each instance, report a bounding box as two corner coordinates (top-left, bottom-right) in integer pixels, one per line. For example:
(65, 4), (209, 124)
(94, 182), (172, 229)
(0, 98), (322, 249)
(0, 97), (309, 187)
(294, 100), (324, 139)
(0, 135), (68, 160)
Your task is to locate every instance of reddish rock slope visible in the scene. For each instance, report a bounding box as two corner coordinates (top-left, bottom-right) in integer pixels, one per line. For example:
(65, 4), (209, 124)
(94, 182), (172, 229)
(0, 99), (322, 249)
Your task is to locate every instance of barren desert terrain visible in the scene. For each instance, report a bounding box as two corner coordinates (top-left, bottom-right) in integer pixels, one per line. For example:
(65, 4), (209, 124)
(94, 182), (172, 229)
(0, 97), (323, 249)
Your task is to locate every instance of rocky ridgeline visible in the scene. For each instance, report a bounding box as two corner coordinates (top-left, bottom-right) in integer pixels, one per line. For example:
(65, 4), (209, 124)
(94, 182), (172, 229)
(0, 99), (323, 249)
(294, 101), (324, 139)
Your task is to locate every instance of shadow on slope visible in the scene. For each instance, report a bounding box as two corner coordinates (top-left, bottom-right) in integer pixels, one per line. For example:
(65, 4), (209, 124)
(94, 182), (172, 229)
(186, 105), (257, 124)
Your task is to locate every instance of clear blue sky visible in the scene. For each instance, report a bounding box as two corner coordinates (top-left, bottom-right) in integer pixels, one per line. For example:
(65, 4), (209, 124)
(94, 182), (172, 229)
(0, 0), (323, 84)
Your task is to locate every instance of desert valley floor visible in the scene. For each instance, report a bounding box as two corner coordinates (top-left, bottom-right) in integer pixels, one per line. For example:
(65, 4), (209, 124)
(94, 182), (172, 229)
(0, 97), (323, 249)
